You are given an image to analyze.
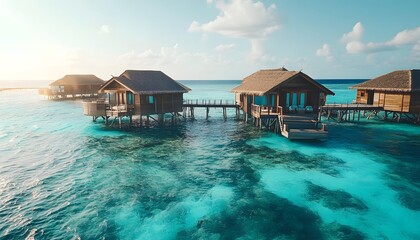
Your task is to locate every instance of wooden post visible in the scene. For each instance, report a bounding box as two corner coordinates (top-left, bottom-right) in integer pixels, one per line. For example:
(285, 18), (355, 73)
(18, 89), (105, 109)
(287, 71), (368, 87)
(206, 107), (209, 120)
(358, 110), (361, 122)
(318, 110), (322, 122)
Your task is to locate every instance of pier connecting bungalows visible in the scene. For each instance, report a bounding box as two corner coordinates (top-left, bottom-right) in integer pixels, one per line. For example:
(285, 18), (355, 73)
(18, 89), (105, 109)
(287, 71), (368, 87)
(351, 69), (420, 121)
(83, 70), (190, 126)
(40, 75), (104, 99)
(232, 68), (334, 140)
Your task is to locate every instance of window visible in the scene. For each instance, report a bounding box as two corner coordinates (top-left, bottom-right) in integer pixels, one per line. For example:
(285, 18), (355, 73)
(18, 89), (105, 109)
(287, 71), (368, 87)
(270, 94), (275, 106)
(360, 92), (365, 97)
(109, 93), (116, 105)
(286, 93), (290, 107)
(254, 96), (267, 105)
(146, 95), (155, 104)
(299, 93), (306, 107)
(127, 92), (134, 105)
(292, 93), (298, 106)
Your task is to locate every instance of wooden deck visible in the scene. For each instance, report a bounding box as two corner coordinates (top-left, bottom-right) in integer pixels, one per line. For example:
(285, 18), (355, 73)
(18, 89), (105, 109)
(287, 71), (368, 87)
(251, 104), (328, 140)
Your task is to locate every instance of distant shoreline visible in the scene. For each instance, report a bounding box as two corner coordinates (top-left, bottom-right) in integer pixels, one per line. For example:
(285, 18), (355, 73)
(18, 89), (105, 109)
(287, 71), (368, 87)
(0, 87), (41, 92)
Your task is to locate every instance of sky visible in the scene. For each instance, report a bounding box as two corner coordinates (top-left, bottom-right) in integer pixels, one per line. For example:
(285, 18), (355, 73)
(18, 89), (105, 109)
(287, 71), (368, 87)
(0, 0), (419, 81)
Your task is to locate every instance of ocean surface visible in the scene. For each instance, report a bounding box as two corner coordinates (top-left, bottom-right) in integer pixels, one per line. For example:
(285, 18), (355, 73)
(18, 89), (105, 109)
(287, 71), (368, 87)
(0, 80), (419, 239)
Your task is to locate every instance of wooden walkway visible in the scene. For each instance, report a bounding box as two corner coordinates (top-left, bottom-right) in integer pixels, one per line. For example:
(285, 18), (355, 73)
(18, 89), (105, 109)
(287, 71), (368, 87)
(319, 104), (384, 122)
(182, 99), (240, 120)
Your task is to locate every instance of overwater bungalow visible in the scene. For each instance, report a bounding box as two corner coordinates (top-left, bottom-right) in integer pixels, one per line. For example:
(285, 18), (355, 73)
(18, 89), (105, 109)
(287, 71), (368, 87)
(83, 70), (191, 126)
(232, 67), (334, 140)
(351, 69), (420, 122)
(40, 74), (104, 99)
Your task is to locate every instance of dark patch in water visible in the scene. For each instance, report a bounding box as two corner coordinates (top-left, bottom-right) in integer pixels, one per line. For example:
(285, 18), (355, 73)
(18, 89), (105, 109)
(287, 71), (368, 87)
(178, 191), (323, 240)
(389, 183), (420, 211)
(228, 141), (346, 177)
(321, 222), (366, 240)
(306, 182), (368, 212)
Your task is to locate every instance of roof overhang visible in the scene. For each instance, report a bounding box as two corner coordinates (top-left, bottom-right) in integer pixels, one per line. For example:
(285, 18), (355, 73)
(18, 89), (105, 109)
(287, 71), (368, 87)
(350, 86), (414, 93)
(98, 78), (137, 93)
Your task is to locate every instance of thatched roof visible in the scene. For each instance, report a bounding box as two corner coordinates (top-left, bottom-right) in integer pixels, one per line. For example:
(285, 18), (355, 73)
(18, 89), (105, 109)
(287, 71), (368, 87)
(231, 68), (334, 95)
(351, 69), (420, 92)
(50, 75), (104, 86)
(99, 70), (190, 94)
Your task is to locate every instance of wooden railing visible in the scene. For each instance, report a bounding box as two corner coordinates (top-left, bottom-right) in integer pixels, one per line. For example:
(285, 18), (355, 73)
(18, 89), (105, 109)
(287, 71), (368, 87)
(277, 106), (283, 117)
(251, 104), (277, 118)
(183, 99), (236, 106)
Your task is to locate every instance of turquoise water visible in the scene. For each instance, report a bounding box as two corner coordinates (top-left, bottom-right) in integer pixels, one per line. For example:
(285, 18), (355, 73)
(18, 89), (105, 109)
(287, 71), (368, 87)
(0, 81), (419, 239)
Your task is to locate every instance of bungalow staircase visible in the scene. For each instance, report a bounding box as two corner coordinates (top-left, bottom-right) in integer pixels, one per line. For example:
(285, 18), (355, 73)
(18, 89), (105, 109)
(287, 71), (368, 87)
(278, 114), (328, 140)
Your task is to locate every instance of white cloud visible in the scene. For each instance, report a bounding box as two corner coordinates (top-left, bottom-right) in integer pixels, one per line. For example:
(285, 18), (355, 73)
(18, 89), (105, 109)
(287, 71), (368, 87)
(387, 27), (420, 45)
(316, 43), (334, 62)
(189, 0), (280, 64)
(98, 25), (111, 34)
(115, 44), (240, 79)
(214, 43), (235, 52)
(341, 22), (364, 43)
(188, 0), (280, 38)
(346, 41), (395, 54)
(342, 22), (419, 55)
